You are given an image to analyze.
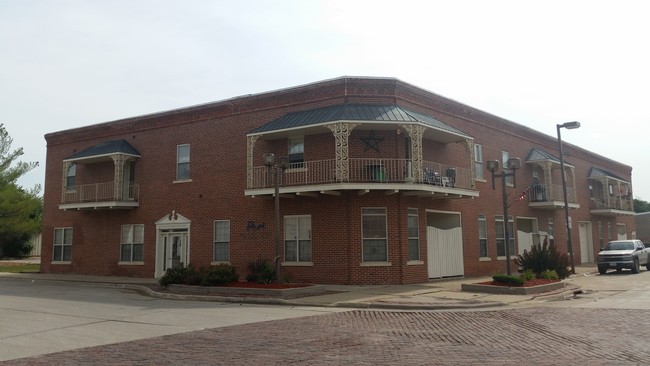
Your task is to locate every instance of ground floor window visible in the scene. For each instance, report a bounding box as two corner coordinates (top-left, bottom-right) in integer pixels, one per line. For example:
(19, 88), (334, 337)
(53, 227), (72, 262)
(496, 215), (514, 257)
(478, 214), (488, 257)
(284, 215), (311, 262)
(407, 208), (419, 261)
(213, 220), (230, 262)
(362, 208), (387, 262)
(121, 224), (144, 262)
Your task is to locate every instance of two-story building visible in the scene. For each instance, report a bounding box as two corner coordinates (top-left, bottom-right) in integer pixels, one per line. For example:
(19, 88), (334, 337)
(41, 77), (635, 284)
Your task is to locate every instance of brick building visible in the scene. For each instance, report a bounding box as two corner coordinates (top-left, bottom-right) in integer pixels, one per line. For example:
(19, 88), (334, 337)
(41, 77), (635, 284)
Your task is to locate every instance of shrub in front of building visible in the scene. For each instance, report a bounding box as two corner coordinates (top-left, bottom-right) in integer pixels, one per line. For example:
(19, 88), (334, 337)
(516, 241), (570, 279)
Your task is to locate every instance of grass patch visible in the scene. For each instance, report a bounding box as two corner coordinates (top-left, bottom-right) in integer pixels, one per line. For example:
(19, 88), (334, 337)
(0, 263), (40, 273)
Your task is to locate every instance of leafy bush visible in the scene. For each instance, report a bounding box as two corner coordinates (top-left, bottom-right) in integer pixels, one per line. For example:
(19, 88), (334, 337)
(159, 263), (239, 287)
(539, 269), (559, 280)
(200, 264), (239, 286)
(246, 259), (275, 284)
(493, 273), (524, 286)
(159, 264), (197, 287)
(520, 269), (535, 282)
(515, 241), (570, 279)
(1, 234), (34, 258)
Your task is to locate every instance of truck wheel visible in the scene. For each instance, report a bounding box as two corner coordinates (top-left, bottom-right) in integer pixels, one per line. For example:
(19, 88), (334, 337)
(598, 266), (607, 275)
(646, 262), (650, 271)
(632, 258), (640, 274)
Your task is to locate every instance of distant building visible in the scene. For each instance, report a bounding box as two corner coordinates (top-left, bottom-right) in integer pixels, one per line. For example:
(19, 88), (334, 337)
(41, 77), (635, 284)
(635, 212), (650, 244)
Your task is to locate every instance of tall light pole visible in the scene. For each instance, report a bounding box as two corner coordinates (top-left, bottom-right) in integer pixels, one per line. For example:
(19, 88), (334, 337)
(263, 153), (289, 284)
(557, 121), (581, 275)
(488, 157), (521, 276)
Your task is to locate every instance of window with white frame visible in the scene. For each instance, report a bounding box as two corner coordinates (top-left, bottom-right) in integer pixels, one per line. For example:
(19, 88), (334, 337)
(121, 224), (144, 262)
(284, 215), (311, 262)
(66, 163), (76, 188)
(598, 222), (603, 247)
(474, 144), (484, 180)
(288, 137), (304, 168)
(495, 215), (514, 257)
(362, 208), (387, 262)
(407, 208), (419, 261)
(53, 227), (72, 262)
(479, 214), (488, 257)
(502, 150), (512, 185)
(607, 222), (612, 240)
(176, 144), (190, 180)
(213, 220), (230, 262)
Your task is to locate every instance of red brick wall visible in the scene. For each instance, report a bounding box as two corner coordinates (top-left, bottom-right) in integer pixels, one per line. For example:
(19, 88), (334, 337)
(41, 77), (635, 284)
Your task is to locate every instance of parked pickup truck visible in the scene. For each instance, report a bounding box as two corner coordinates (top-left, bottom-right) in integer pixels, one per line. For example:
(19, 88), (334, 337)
(597, 239), (650, 275)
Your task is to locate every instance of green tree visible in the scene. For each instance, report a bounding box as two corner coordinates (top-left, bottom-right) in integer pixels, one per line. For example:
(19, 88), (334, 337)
(634, 198), (650, 213)
(0, 124), (41, 258)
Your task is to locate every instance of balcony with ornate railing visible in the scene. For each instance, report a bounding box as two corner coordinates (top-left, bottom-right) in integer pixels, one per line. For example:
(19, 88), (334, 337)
(590, 194), (634, 216)
(59, 182), (139, 210)
(247, 158), (476, 198)
(527, 183), (579, 210)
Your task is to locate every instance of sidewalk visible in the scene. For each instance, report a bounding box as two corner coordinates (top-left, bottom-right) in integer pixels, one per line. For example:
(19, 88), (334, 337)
(0, 265), (596, 310)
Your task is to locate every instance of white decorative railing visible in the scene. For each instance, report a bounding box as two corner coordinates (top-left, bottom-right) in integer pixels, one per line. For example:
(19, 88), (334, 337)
(590, 195), (634, 211)
(250, 158), (472, 190)
(62, 182), (139, 204)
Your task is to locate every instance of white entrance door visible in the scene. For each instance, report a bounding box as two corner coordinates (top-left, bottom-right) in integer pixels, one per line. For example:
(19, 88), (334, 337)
(162, 232), (188, 272)
(155, 212), (191, 278)
(427, 225), (464, 278)
(579, 222), (594, 263)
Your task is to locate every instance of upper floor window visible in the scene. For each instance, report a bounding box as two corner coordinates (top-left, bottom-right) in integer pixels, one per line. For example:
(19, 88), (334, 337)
(66, 163), (76, 188)
(407, 208), (419, 261)
(474, 144), (484, 180)
(284, 215), (312, 262)
(502, 151), (512, 185)
(176, 144), (190, 181)
(213, 220), (230, 262)
(53, 227), (73, 262)
(362, 208), (387, 262)
(120, 224), (144, 262)
(288, 137), (304, 168)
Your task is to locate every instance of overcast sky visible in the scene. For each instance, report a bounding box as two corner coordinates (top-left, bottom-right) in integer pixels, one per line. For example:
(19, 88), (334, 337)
(2, 0), (649, 199)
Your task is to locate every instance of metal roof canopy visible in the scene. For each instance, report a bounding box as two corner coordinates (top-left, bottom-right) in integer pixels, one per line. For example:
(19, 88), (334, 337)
(64, 140), (141, 163)
(525, 147), (575, 168)
(248, 104), (472, 143)
(589, 167), (629, 183)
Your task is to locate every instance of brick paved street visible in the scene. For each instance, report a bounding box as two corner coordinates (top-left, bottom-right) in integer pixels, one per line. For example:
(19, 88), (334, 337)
(4, 307), (649, 365)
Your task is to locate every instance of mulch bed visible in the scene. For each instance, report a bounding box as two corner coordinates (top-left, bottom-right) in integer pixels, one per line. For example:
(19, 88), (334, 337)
(478, 278), (560, 287)
(220, 282), (311, 289)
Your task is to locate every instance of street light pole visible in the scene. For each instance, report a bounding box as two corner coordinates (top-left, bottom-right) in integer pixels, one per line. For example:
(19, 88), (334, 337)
(488, 158), (521, 276)
(557, 121), (581, 275)
(263, 153), (289, 284)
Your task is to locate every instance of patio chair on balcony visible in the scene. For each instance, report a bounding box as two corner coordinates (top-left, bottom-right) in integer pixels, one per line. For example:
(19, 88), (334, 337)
(445, 168), (456, 188)
(424, 168), (442, 186)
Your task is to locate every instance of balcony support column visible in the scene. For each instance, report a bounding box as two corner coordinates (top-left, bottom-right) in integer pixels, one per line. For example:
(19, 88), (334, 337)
(462, 138), (476, 189)
(400, 124), (425, 183)
(544, 161), (553, 199)
(112, 154), (128, 201)
(61, 161), (71, 203)
(326, 122), (359, 182)
(246, 136), (260, 189)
